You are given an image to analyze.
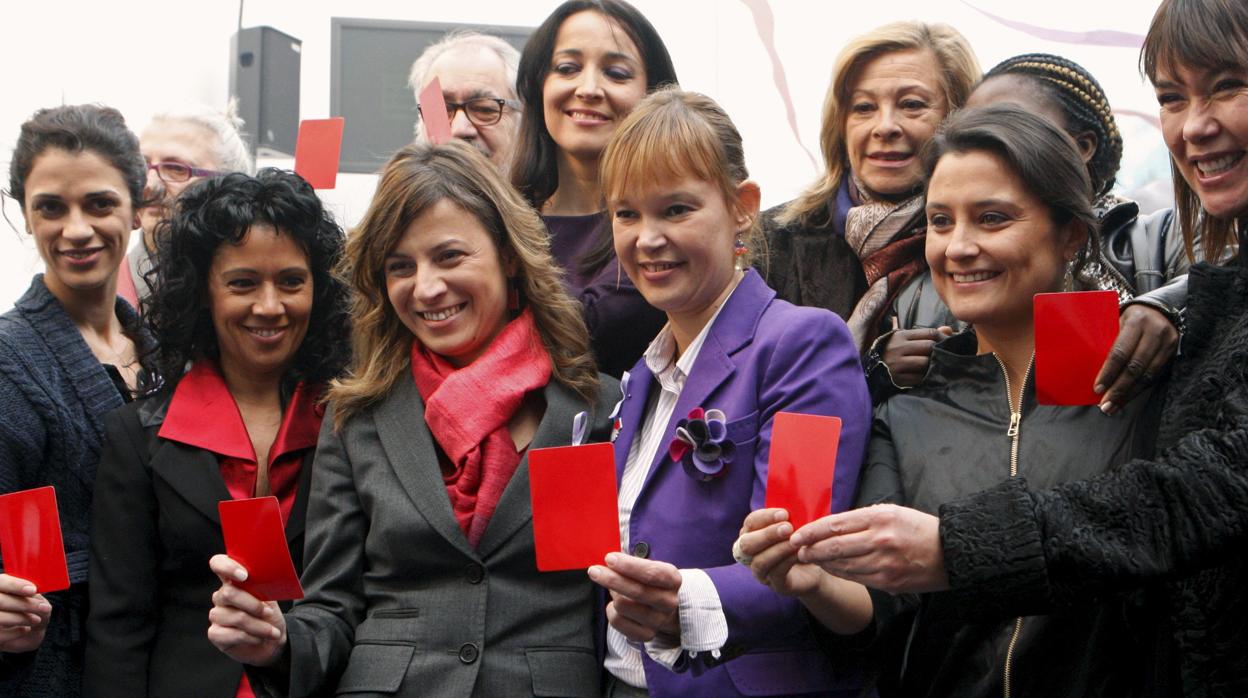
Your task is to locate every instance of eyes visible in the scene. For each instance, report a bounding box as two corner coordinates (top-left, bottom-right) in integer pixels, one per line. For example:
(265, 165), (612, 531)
(849, 97), (930, 116)
(225, 273), (310, 293)
(927, 211), (1013, 230)
(550, 61), (636, 82)
(1156, 77), (1248, 109)
(612, 203), (697, 221)
(31, 195), (120, 219)
(384, 249), (466, 278)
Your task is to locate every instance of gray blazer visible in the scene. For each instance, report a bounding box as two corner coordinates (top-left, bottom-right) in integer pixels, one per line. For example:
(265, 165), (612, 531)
(254, 373), (617, 697)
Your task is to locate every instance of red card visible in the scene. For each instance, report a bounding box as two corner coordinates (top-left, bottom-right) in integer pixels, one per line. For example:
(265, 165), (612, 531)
(528, 443), (620, 572)
(418, 77), (453, 145)
(765, 413), (842, 531)
(1034, 290), (1120, 406)
(218, 496), (303, 601)
(293, 117), (345, 190)
(0, 486), (69, 593)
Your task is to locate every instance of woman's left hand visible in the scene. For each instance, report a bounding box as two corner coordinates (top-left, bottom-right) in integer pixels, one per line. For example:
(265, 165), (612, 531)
(589, 553), (682, 644)
(790, 504), (949, 595)
(1095, 304), (1179, 415)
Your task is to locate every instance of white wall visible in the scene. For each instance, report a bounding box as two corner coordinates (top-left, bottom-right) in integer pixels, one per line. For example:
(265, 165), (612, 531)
(0, 0), (1167, 310)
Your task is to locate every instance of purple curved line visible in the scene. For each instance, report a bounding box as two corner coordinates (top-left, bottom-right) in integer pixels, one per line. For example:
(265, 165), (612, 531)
(963, 1), (1144, 48)
(739, 0), (818, 170)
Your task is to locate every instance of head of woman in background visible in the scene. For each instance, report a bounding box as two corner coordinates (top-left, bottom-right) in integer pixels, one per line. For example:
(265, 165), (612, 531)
(145, 169), (351, 392)
(779, 20), (979, 228)
(600, 87), (760, 347)
(923, 104), (1098, 347)
(965, 53), (1123, 202)
(511, 0), (678, 215)
(330, 140), (599, 427)
(1143, 0), (1248, 262)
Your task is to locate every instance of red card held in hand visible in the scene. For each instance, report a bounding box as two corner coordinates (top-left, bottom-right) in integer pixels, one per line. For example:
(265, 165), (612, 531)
(0, 486), (69, 593)
(1034, 290), (1120, 406)
(293, 117), (345, 190)
(765, 412), (842, 531)
(528, 442), (621, 572)
(218, 496), (303, 601)
(418, 77), (453, 145)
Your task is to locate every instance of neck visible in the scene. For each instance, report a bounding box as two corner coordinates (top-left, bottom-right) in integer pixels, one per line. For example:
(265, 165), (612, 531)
(975, 321), (1034, 406)
(219, 357), (283, 409)
(546, 151), (603, 215)
(669, 270), (744, 357)
(48, 275), (121, 336)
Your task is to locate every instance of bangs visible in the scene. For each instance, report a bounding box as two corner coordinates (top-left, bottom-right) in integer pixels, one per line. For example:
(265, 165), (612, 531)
(601, 103), (724, 205)
(1143, 0), (1248, 80)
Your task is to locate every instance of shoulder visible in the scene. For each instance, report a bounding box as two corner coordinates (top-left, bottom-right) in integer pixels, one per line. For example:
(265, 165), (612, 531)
(756, 297), (853, 351)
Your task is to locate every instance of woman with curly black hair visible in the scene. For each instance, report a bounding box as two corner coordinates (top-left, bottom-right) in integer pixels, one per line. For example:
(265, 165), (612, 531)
(84, 169), (350, 697)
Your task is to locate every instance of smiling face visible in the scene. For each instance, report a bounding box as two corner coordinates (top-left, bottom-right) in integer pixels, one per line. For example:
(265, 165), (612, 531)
(1154, 61), (1248, 221)
(611, 174), (755, 334)
(844, 49), (947, 199)
(23, 148), (134, 302)
(542, 10), (648, 165)
(423, 44), (519, 167)
(925, 150), (1083, 337)
(207, 224), (313, 384)
(385, 199), (512, 368)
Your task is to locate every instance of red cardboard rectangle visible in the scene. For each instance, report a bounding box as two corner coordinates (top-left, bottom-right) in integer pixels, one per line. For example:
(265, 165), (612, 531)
(0, 486), (69, 593)
(418, 77), (453, 145)
(528, 442), (620, 572)
(1034, 290), (1120, 406)
(218, 496), (303, 601)
(293, 117), (345, 189)
(765, 412), (842, 531)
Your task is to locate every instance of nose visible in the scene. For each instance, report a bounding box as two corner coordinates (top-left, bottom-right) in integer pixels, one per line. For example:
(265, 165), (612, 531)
(1182, 98), (1221, 144)
(63, 207), (94, 243)
(574, 70), (604, 101)
(634, 217), (667, 254)
(450, 109), (479, 140)
(944, 222), (979, 261)
(414, 268), (448, 304)
(251, 283), (284, 317)
(143, 167), (166, 206)
(872, 105), (901, 140)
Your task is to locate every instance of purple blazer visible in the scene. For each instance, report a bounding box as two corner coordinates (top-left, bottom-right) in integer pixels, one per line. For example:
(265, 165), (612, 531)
(611, 270), (871, 697)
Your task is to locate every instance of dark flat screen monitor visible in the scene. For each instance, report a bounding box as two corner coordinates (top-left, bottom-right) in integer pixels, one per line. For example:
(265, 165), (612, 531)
(330, 18), (531, 174)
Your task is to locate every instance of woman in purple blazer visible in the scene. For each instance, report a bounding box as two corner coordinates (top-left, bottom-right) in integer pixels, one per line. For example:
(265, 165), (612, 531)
(586, 88), (871, 697)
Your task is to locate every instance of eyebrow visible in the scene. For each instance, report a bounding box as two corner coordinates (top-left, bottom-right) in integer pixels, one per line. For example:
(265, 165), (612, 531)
(552, 48), (638, 65)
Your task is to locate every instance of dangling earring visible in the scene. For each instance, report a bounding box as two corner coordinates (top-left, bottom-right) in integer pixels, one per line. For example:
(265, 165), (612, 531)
(507, 280), (521, 311)
(733, 236), (748, 271)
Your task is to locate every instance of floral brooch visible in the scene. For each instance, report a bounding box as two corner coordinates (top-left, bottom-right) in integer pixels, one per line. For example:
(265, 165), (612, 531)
(668, 407), (735, 481)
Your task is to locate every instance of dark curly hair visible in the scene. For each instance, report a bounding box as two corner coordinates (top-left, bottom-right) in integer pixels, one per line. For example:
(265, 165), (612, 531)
(143, 169), (351, 389)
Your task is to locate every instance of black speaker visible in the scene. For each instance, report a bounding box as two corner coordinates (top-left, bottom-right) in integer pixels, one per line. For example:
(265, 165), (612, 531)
(230, 26), (301, 157)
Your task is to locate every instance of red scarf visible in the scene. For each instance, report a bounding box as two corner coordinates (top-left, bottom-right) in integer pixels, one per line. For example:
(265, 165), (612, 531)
(410, 308), (552, 546)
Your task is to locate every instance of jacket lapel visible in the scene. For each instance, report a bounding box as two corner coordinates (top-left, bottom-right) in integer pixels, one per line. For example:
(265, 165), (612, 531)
(285, 448), (315, 546)
(373, 374), (477, 560)
(150, 440), (233, 525)
(476, 381), (582, 559)
(612, 363), (654, 485)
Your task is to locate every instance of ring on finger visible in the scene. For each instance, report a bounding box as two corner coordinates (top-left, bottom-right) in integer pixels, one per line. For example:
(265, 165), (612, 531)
(732, 537), (753, 566)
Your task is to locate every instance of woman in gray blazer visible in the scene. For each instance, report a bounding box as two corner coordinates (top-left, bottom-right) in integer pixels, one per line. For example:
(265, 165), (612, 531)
(206, 142), (616, 697)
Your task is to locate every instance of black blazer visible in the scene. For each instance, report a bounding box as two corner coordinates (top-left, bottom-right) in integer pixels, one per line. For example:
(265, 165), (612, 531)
(84, 393), (313, 698)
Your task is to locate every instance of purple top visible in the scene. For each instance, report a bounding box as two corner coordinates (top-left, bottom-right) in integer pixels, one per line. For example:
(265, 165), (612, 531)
(544, 212), (666, 377)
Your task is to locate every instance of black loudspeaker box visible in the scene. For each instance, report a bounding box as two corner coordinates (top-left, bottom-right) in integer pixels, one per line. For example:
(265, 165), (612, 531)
(230, 26), (301, 157)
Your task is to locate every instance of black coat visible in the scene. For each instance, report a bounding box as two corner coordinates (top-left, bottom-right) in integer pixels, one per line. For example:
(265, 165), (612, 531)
(940, 260), (1248, 695)
(759, 204), (867, 322)
(85, 393), (312, 697)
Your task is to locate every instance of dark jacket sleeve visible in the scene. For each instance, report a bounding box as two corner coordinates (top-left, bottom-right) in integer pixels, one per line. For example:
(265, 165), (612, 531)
(577, 256), (667, 378)
(85, 407), (160, 697)
(938, 398), (1248, 619)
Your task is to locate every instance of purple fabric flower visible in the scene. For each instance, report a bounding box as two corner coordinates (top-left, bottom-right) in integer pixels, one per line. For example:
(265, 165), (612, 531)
(668, 407), (735, 481)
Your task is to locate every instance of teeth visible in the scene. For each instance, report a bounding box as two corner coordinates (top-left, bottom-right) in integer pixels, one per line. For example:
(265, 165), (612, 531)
(569, 110), (607, 121)
(1197, 153), (1243, 176)
(641, 262), (679, 272)
(249, 328), (284, 338)
(952, 271), (998, 283)
(420, 304), (465, 322)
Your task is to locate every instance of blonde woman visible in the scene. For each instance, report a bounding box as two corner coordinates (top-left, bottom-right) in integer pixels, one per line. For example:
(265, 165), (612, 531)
(206, 141), (616, 697)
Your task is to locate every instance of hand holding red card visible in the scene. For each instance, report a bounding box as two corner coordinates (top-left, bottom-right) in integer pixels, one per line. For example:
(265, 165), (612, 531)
(218, 497), (303, 601)
(0, 486), (69, 593)
(418, 77), (453, 145)
(528, 443), (620, 572)
(1034, 291), (1120, 406)
(765, 413), (842, 531)
(293, 117), (345, 190)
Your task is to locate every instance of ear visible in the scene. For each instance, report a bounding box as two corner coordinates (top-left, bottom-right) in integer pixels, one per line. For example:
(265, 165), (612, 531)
(502, 248), (520, 277)
(1060, 218), (1090, 262)
(734, 180), (762, 232)
(1073, 130), (1098, 165)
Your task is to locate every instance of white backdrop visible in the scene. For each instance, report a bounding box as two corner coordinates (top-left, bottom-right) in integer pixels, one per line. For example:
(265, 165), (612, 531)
(0, 0), (1168, 310)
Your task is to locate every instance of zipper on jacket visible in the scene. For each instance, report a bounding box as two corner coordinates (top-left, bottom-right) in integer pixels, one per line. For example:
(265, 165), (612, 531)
(994, 353), (1033, 698)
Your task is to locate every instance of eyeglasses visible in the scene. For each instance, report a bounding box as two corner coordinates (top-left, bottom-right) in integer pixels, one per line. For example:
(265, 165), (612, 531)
(418, 97), (516, 127)
(147, 162), (222, 184)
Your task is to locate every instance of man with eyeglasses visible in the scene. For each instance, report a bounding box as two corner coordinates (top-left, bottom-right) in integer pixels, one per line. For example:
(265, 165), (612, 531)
(120, 106), (253, 308)
(408, 31), (522, 168)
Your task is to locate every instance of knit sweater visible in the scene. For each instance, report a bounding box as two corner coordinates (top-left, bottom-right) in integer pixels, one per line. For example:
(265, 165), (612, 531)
(0, 275), (143, 697)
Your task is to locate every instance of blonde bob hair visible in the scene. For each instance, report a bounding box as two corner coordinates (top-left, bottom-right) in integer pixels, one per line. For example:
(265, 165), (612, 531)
(328, 141), (599, 429)
(599, 87), (763, 266)
(779, 21), (980, 228)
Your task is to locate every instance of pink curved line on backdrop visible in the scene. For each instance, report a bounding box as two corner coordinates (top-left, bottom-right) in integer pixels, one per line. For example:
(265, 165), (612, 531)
(963, 1), (1145, 48)
(739, 0), (818, 170)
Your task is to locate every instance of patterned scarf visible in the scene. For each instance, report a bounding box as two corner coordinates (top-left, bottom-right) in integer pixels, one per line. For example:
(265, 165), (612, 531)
(842, 175), (928, 353)
(410, 308), (552, 547)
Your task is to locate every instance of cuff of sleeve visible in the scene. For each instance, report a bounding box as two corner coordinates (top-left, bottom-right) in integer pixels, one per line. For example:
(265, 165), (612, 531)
(939, 478), (1053, 619)
(643, 568), (728, 670)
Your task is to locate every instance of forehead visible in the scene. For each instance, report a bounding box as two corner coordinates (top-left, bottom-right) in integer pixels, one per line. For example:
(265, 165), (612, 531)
(395, 199), (495, 251)
(212, 224), (309, 269)
(851, 49), (943, 94)
(425, 44), (514, 99)
(25, 148), (130, 201)
(141, 119), (220, 168)
(927, 149), (1033, 203)
(966, 75), (1066, 128)
(553, 10), (641, 60)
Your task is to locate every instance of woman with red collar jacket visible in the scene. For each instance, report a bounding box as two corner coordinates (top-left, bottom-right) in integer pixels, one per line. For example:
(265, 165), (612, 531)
(84, 170), (351, 697)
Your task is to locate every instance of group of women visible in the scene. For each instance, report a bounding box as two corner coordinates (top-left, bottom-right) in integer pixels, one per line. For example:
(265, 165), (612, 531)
(0, 0), (1246, 695)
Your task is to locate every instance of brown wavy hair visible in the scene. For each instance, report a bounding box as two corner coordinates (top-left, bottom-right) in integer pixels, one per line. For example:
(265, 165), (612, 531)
(328, 141), (599, 429)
